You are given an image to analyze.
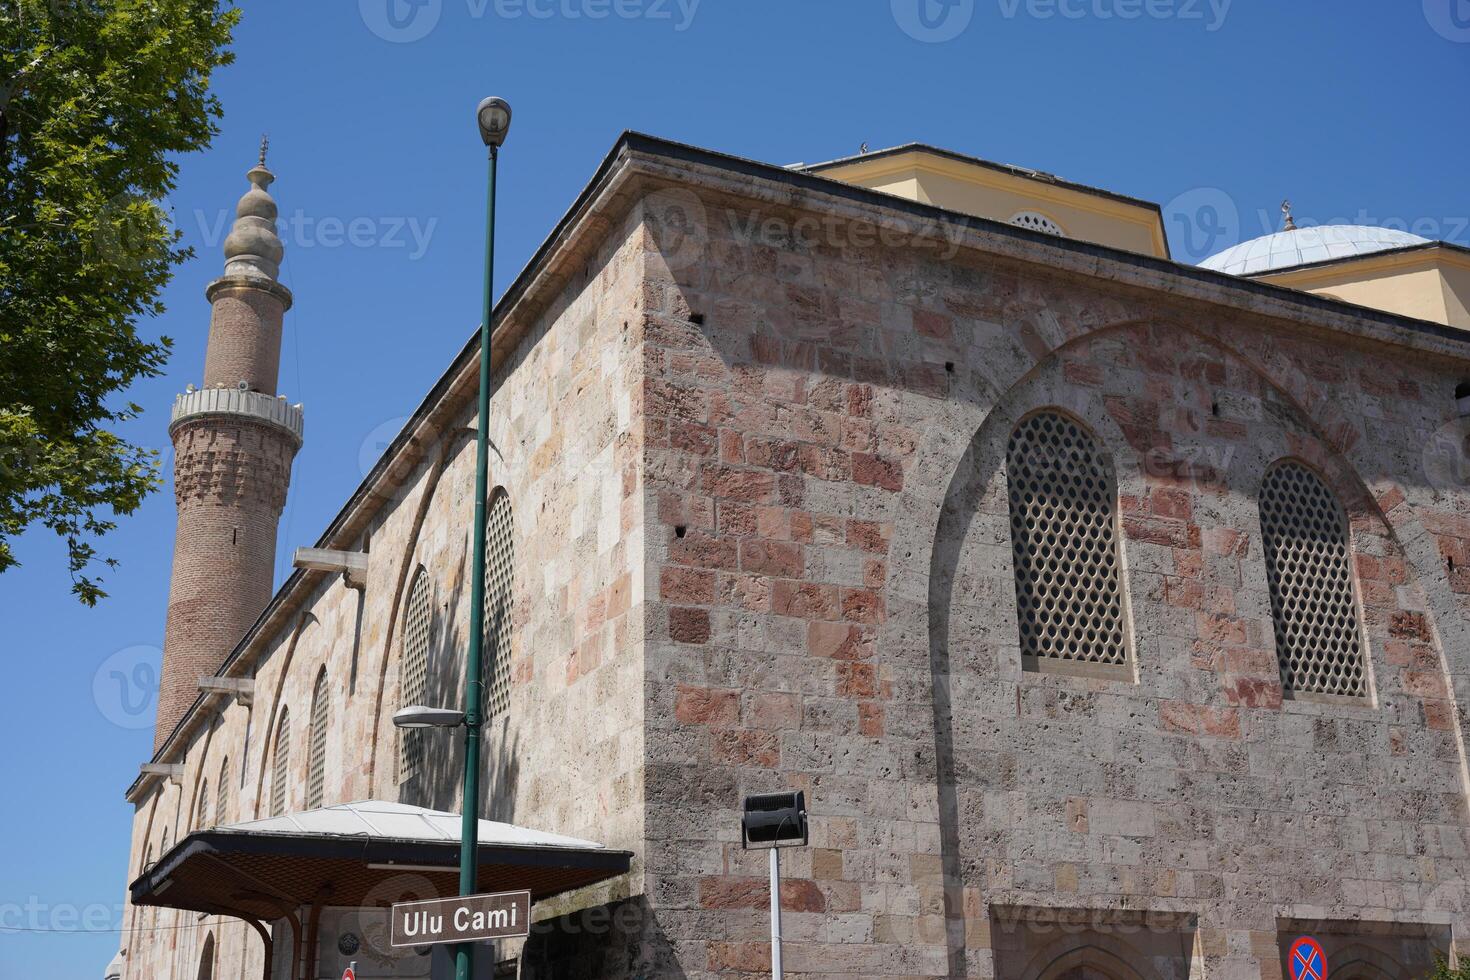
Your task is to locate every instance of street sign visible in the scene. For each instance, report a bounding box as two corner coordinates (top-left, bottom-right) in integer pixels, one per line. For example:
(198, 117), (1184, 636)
(390, 891), (531, 948)
(1289, 936), (1328, 980)
(341, 965), (356, 980)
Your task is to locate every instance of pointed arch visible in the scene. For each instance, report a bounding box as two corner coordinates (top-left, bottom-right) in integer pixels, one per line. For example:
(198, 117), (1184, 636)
(196, 777), (210, 830)
(195, 932), (215, 980)
(1006, 408), (1130, 674)
(215, 758), (231, 825)
(1259, 458), (1369, 699)
(484, 488), (516, 719)
(306, 668), (330, 809)
(250, 612), (317, 818)
(399, 566), (433, 781)
(270, 707), (290, 817)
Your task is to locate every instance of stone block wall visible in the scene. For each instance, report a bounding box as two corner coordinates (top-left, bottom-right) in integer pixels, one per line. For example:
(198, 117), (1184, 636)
(121, 156), (1470, 980)
(634, 175), (1470, 979)
(122, 204), (650, 980)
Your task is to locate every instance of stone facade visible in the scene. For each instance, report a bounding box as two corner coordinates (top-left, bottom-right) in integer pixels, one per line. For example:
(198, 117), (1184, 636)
(120, 136), (1470, 980)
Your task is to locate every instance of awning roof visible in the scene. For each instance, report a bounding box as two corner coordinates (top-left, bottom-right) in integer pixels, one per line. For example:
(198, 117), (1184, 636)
(130, 801), (631, 922)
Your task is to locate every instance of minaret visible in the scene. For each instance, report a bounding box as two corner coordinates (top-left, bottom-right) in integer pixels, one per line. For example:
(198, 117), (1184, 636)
(154, 141), (303, 749)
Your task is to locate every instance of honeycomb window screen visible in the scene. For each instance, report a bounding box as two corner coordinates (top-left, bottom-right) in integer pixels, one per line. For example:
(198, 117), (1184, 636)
(483, 490), (515, 718)
(270, 708), (290, 817)
(1259, 461), (1367, 698)
(215, 760), (230, 825)
(305, 670), (329, 809)
(399, 567), (432, 781)
(1006, 410), (1129, 669)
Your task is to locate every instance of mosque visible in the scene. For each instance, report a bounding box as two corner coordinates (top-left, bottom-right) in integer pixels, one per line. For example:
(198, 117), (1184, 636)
(110, 133), (1470, 979)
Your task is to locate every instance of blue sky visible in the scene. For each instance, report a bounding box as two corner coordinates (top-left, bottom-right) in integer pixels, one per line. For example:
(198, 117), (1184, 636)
(2, 1), (1467, 975)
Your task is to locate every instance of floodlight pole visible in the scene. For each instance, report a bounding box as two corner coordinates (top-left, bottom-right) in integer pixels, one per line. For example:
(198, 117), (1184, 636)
(457, 116), (503, 980)
(769, 847), (783, 980)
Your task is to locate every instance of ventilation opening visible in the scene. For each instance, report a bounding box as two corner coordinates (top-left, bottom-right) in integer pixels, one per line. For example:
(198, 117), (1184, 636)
(1007, 410), (1129, 672)
(483, 490), (516, 718)
(1259, 461), (1367, 699)
(689, 312), (706, 325)
(674, 525), (688, 539)
(1456, 381), (1470, 400)
(1009, 211), (1066, 237)
(945, 361), (955, 374)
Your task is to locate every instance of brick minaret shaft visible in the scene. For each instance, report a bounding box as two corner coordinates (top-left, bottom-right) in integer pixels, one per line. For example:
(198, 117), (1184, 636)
(154, 148), (303, 750)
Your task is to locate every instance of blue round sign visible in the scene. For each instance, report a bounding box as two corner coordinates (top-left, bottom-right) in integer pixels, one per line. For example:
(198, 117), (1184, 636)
(1289, 936), (1328, 980)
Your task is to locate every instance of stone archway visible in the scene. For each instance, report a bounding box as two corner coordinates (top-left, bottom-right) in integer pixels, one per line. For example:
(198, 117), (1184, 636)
(1038, 945), (1150, 980)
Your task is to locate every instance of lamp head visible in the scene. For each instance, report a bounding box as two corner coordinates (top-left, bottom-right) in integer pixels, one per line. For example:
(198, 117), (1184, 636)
(392, 705), (466, 729)
(476, 97), (512, 148)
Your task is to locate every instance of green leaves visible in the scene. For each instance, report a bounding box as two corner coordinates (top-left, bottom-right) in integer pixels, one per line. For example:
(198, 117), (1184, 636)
(1, 0), (239, 602)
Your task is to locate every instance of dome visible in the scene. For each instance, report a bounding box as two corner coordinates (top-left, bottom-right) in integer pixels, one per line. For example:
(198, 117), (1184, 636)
(1200, 225), (1429, 276)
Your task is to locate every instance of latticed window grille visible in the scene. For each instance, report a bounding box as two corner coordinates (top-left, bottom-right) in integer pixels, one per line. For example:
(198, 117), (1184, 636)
(197, 779), (209, 830)
(1259, 461), (1367, 698)
(1010, 211), (1065, 237)
(306, 671), (329, 809)
(1007, 411), (1129, 668)
(216, 759), (230, 825)
(270, 709), (290, 817)
(484, 491), (516, 718)
(399, 568), (433, 781)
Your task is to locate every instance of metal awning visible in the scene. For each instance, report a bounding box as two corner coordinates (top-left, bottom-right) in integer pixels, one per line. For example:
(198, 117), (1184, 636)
(130, 800), (632, 922)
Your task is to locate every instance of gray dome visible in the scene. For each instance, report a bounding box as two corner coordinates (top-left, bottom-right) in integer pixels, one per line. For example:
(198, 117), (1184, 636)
(1200, 225), (1429, 276)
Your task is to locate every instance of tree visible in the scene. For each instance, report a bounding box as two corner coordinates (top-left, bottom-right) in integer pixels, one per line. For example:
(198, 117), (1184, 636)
(1431, 959), (1470, 980)
(1, 0), (238, 603)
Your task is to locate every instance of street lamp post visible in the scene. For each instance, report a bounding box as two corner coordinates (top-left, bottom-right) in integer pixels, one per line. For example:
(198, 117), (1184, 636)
(457, 94), (513, 980)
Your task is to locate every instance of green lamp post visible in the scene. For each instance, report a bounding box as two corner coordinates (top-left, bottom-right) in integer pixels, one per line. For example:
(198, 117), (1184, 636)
(459, 94), (512, 980)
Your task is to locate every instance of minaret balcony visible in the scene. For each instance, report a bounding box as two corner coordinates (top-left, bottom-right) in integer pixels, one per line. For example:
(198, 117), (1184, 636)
(169, 386), (304, 446)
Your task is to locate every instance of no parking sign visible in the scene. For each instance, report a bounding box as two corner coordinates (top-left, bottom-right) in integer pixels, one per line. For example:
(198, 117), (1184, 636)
(1289, 937), (1328, 980)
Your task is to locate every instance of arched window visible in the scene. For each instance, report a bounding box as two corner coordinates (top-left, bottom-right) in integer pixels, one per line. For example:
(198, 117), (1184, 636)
(484, 490), (516, 717)
(306, 670), (330, 809)
(270, 708), (290, 816)
(196, 933), (215, 980)
(215, 759), (230, 825)
(196, 778), (210, 830)
(1259, 461), (1367, 698)
(1006, 411), (1129, 671)
(399, 567), (433, 781)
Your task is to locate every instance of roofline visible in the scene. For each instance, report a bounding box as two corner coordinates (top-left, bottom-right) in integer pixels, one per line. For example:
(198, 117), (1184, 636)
(1243, 238), (1470, 279)
(129, 130), (1470, 797)
(801, 142), (1167, 216)
(130, 830), (633, 905)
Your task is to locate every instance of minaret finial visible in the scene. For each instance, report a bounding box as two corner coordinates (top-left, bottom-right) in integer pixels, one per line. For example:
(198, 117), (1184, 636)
(259, 133), (270, 168)
(1281, 199), (1297, 231)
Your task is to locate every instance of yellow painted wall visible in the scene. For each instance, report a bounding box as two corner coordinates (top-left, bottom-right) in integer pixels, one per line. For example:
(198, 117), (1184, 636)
(812, 150), (1168, 259)
(1260, 247), (1470, 330)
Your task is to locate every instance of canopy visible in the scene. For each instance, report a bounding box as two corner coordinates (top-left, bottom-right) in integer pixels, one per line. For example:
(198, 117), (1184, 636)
(129, 800), (631, 922)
